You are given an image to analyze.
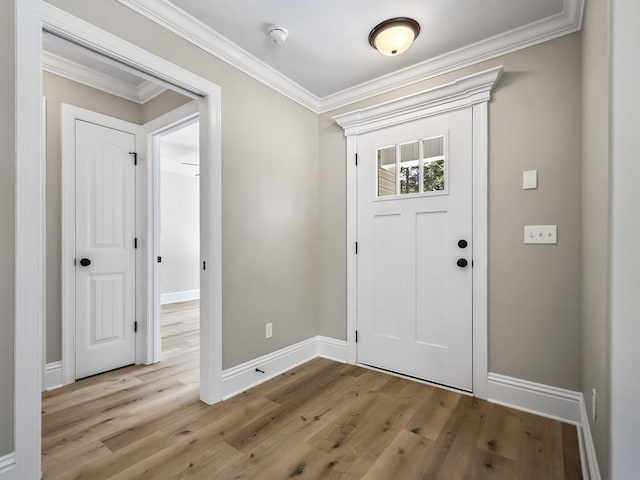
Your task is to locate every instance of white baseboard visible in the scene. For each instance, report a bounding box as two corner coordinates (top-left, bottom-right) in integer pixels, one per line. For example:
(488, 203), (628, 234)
(43, 361), (63, 391)
(160, 289), (200, 305)
(316, 336), (348, 363)
(221, 337), (319, 400)
(0, 452), (15, 479)
(487, 372), (581, 424)
(578, 393), (602, 480)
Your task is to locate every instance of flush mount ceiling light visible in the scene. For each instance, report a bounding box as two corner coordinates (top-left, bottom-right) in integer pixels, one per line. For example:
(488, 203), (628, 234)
(368, 17), (420, 56)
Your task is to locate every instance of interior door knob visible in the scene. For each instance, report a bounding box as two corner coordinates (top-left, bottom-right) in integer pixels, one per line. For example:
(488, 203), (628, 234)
(79, 258), (91, 267)
(456, 258), (468, 268)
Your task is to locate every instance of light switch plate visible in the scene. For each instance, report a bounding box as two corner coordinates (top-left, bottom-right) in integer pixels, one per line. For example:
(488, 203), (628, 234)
(523, 170), (538, 189)
(524, 225), (557, 244)
(266, 323), (273, 339)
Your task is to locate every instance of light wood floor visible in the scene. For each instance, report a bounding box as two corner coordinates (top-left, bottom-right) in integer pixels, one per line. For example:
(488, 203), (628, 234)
(43, 301), (582, 479)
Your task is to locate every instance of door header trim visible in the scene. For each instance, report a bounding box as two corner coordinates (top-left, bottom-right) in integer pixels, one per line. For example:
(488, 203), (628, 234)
(333, 66), (502, 137)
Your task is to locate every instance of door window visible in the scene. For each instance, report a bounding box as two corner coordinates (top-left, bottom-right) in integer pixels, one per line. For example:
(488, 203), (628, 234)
(376, 134), (447, 198)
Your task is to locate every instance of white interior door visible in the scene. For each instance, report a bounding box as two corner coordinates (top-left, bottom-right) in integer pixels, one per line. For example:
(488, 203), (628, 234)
(357, 108), (473, 391)
(75, 120), (137, 379)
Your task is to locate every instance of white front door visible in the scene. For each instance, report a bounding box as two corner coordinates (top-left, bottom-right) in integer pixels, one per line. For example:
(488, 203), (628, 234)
(357, 108), (473, 391)
(75, 120), (137, 379)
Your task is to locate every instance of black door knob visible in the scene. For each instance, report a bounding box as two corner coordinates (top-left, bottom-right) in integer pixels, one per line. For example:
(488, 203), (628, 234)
(456, 258), (468, 268)
(79, 258), (91, 267)
(458, 239), (468, 249)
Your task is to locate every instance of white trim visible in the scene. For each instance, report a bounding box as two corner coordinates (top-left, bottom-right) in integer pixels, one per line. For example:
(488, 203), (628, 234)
(471, 101), (489, 400)
(15, 2), (45, 478)
(0, 452), (16, 478)
(316, 336), (348, 363)
(116, 0), (583, 113)
(61, 104), (143, 385)
(333, 66), (503, 136)
(578, 394), (602, 480)
(42, 51), (167, 104)
(16, 2), (224, 477)
(487, 372), (581, 424)
(116, 0), (320, 112)
(160, 289), (200, 305)
(221, 337), (318, 400)
(141, 102), (200, 365)
(43, 362), (63, 392)
(137, 80), (166, 103)
(334, 67), (501, 400)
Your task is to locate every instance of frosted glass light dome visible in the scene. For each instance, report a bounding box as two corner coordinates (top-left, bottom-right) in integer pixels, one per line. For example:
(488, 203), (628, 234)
(369, 18), (420, 56)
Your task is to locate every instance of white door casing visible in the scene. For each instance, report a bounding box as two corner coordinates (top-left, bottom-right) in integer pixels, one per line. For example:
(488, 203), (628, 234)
(356, 110), (473, 391)
(334, 66), (502, 398)
(15, 3), (223, 477)
(74, 120), (137, 379)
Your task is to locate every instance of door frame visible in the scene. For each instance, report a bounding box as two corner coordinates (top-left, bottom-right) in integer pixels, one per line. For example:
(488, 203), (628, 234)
(140, 101), (200, 365)
(60, 105), (143, 384)
(14, 1), (223, 478)
(334, 66), (502, 400)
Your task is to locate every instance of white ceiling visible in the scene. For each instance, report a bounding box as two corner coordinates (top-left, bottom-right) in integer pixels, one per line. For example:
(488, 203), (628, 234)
(168, 0), (565, 97)
(160, 121), (200, 176)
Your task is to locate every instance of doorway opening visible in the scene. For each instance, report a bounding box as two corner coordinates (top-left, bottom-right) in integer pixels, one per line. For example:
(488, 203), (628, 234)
(156, 119), (201, 371)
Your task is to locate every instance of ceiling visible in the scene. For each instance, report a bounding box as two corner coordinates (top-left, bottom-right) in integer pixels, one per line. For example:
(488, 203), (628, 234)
(160, 121), (200, 176)
(168, 0), (565, 98)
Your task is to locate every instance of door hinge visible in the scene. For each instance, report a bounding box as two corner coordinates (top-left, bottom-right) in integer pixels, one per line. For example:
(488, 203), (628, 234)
(355, 330), (358, 343)
(355, 153), (358, 166)
(203, 261), (206, 271)
(134, 237), (138, 249)
(355, 242), (358, 254)
(129, 151), (138, 165)
(157, 256), (162, 263)
(134, 321), (138, 333)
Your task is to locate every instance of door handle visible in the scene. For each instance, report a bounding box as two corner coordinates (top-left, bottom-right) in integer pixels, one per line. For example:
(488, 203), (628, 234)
(79, 258), (91, 267)
(456, 258), (468, 268)
(457, 239), (468, 249)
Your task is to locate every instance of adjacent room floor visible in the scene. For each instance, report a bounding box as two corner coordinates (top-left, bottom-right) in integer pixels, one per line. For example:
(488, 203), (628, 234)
(42, 301), (582, 479)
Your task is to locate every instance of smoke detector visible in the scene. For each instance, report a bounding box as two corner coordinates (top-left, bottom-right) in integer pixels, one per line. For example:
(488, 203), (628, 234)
(267, 25), (288, 46)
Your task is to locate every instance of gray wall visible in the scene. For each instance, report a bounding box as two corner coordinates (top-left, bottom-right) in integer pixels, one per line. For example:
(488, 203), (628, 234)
(0, 0), (15, 458)
(46, 0), (320, 369)
(318, 34), (583, 390)
(44, 72), (142, 363)
(581, 0), (611, 476)
(141, 89), (192, 124)
(610, 0), (640, 475)
(160, 172), (200, 295)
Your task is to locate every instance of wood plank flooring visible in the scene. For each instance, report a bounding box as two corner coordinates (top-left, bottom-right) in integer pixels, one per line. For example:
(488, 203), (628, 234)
(43, 300), (582, 479)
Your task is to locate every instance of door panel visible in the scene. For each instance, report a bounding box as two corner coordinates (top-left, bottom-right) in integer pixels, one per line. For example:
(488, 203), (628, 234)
(357, 109), (473, 391)
(75, 120), (136, 379)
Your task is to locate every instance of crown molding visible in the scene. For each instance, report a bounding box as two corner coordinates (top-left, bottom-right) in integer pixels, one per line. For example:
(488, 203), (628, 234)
(334, 66), (503, 136)
(116, 0), (322, 112)
(137, 79), (166, 102)
(42, 51), (167, 104)
(117, 0), (583, 114)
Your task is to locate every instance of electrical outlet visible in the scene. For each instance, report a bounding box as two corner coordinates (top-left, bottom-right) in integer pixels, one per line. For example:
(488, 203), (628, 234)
(592, 388), (597, 421)
(266, 323), (273, 339)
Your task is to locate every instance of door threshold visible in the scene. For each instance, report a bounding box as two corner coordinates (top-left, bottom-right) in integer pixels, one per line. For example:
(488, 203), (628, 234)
(357, 362), (473, 397)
